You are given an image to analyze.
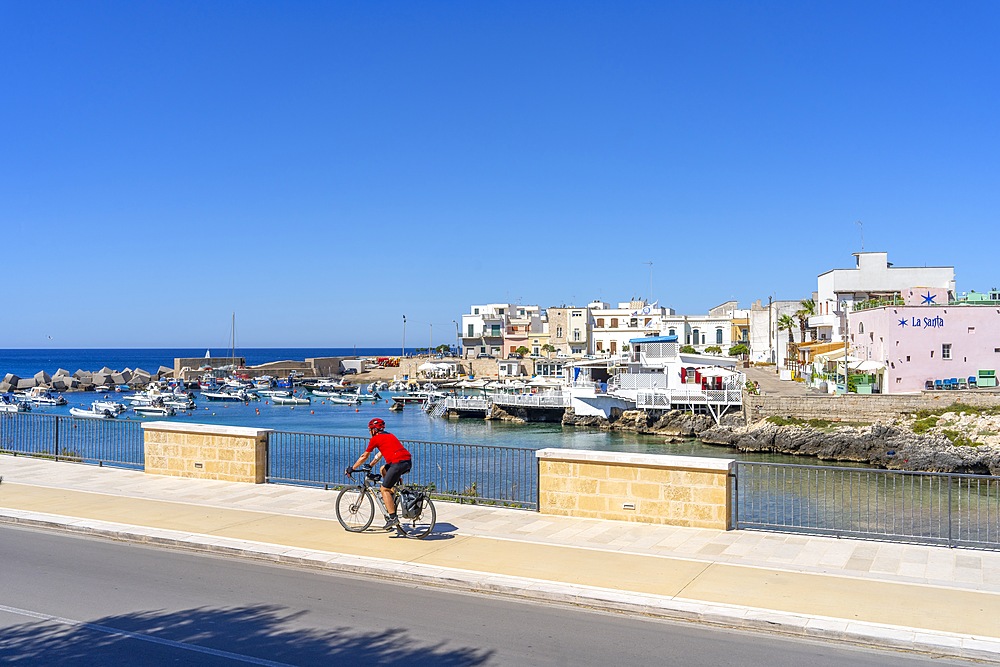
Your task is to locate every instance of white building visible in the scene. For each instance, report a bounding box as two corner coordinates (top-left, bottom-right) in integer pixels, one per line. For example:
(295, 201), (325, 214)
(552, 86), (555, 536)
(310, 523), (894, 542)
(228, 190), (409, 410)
(809, 252), (955, 343)
(460, 303), (541, 358)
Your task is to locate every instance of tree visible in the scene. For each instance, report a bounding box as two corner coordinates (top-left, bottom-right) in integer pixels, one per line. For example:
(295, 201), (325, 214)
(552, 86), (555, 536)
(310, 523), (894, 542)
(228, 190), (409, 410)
(777, 314), (796, 345)
(541, 344), (556, 358)
(515, 346), (530, 356)
(796, 298), (816, 342)
(680, 345), (697, 354)
(705, 345), (722, 355)
(728, 343), (749, 359)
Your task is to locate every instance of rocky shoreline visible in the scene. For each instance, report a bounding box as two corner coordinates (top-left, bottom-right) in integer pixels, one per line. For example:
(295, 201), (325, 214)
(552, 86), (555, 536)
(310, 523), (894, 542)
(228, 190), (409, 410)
(558, 407), (1000, 476)
(0, 367), (175, 393)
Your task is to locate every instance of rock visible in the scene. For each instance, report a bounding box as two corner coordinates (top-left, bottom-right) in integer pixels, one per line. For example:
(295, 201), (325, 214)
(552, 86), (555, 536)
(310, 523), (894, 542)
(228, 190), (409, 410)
(17, 378), (36, 390)
(34, 370), (51, 385)
(111, 373), (126, 385)
(53, 368), (71, 378)
(3, 374), (21, 386)
(51, 377), (69, 391)
(0, 381), (12, 393)
(157, 366), (174, 379)
(99, 366), (113, 375)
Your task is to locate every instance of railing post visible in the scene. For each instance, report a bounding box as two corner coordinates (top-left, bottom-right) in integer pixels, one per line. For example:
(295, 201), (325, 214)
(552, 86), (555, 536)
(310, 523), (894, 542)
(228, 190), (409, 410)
(947, 474), (954, 547)
(53, 415), (60, 462)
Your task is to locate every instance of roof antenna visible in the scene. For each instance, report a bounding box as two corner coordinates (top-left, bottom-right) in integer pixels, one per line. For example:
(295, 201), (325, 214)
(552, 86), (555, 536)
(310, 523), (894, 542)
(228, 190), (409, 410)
(856, 220), (864, 251)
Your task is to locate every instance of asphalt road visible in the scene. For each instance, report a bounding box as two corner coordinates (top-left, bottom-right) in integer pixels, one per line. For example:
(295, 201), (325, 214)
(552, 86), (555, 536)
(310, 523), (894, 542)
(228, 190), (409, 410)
(0, 525), (968, 666)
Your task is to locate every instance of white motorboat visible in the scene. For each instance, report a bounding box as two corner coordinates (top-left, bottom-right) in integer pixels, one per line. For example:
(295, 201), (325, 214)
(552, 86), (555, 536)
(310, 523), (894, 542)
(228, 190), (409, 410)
(19, 387), (68, 406)
(163, 396), (196, 410)
(257, 389), (290, 398)
(133, 405), (176, 417)
(70, 404), (118, 419)
(92, 400), (127, 415)
(0, 394), (31, 413)
(202, 387), (253, 402)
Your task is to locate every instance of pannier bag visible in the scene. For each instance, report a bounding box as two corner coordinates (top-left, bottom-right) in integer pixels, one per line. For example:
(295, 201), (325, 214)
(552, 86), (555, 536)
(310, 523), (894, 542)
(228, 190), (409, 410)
(397, 487), (425, 519)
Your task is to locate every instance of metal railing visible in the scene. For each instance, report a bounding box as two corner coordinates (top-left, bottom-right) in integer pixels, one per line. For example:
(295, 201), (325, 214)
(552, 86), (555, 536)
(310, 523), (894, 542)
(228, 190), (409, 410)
(0, 412), (144, 469)
(490, 393), (570, 408)
(635, 388), (743, 408)
(442, 397), (490, 411)
(267, 431), (538, 509)
(735, 462), (1000, 549)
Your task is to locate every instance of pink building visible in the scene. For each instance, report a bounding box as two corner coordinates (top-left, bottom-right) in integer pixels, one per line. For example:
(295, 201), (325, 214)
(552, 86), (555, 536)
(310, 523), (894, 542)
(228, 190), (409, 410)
(850, 287), (1000, 393)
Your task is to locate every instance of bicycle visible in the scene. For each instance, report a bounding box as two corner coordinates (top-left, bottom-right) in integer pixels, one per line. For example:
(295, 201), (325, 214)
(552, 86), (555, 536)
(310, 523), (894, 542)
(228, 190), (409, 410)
(336, 464), (436, 539)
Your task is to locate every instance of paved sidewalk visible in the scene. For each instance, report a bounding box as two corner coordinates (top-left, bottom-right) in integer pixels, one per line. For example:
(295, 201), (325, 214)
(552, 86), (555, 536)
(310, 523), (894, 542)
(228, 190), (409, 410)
(1, 454), (999, 662)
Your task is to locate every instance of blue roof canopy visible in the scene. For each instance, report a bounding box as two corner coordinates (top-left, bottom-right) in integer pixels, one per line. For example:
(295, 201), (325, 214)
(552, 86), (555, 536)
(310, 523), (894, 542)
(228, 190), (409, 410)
(629, 335), (678, 344)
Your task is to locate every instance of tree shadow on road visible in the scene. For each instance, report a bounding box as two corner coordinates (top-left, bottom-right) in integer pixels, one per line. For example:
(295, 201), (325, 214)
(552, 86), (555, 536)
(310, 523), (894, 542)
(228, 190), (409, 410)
(0, 603), (493, 666)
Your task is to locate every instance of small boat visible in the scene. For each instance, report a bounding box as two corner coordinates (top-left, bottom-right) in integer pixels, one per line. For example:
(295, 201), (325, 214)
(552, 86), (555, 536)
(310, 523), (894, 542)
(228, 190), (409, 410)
(327, 395), (360, 405)
(272, 395), (311, 405)
(202, 388), (254, 402)
(355, 392), (382, 403)
(0, 394), (31, 413)
(133, 404), (176, 417)
(257, 389), (290, 398)
(92, 400), (127, 415)
(70, 404), (118, 419)
(163, 396), (196, 410)
(19, 387), (68, 406)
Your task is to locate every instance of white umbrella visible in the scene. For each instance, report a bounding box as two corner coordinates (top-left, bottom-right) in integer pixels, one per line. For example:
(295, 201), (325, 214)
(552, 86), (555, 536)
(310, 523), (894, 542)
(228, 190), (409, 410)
(418, 362), (438, 371)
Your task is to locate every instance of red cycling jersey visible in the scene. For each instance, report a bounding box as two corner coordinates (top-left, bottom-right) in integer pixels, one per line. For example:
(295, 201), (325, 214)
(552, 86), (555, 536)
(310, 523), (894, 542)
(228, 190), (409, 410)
(365, 432), (411, 464)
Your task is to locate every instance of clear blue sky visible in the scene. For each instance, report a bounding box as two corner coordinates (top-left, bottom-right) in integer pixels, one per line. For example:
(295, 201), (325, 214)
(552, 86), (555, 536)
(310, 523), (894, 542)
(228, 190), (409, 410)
(3, 2), (997, 348)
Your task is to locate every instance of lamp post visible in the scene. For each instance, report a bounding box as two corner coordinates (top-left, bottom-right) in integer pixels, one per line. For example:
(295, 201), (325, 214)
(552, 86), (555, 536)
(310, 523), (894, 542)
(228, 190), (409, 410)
(429, 323), (433, 356)
(453, 320), (460, 357)
(402, 315), (406, 358)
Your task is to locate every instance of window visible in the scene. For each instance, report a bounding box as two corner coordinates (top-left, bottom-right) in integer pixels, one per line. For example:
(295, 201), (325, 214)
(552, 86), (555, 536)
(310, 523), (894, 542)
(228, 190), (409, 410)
(572, 311), (581, 317)
(610, 318), (618, 328)
(969, 327), (976, 334)
(596, 318), (604, 327)
(556, 326), (563, 338)
(572, 329), (581, 342)
(906, 356), (910, 361)
(942, 343), (952, 360)
(498, 308), (505, 315)
(467, 324), (474, 337)
(630, 318), (638, 328)
(596, 341), (603, 351)
(474, 308), (479, 315)
(668, 328), (676, 336)
(692, 329), (700, 345)
(716, 328), (723, 344)
(858, 322), (864, 334)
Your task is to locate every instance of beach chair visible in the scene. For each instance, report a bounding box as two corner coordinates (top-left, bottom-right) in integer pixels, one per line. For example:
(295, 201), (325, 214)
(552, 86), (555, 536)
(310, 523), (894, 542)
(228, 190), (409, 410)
(924, 380), (934, 391)
(969, 376), (978, 388)
(958, 377), (969, 390)
(934, 379), (944, 390)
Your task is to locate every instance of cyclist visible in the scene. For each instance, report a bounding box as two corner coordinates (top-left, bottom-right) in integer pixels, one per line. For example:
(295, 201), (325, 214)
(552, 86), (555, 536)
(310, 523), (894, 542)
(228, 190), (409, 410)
(346, 418), (412, 530)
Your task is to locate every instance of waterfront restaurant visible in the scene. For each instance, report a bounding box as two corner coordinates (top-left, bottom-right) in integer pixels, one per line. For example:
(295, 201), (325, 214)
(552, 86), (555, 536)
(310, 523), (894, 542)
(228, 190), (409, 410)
(849, 286), (1000, 394)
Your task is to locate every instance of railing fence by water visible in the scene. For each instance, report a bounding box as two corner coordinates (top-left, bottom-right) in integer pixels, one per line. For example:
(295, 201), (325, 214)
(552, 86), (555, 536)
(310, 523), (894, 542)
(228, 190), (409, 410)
(267, 430), (539, 509)
(735, 462), (1000, 549)
(0, 412), (143, 469)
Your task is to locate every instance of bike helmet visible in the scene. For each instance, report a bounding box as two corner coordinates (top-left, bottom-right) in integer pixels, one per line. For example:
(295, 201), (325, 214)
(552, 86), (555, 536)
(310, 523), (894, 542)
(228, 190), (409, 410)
(368, 418), (385, 432)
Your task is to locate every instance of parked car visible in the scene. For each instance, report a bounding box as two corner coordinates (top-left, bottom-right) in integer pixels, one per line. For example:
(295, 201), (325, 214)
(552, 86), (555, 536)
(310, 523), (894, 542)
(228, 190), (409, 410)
(476, 353), (495, 359)
(507, 353), (523, 359)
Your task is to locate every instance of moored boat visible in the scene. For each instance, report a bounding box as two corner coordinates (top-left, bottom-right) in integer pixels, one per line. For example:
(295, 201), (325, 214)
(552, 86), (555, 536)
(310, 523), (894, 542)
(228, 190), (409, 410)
(133, 404), (176, 417)
(70, 404), (118, 419)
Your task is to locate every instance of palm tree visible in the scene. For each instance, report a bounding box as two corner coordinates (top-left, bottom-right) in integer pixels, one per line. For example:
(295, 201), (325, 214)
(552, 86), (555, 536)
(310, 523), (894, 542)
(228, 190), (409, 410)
(778, 314), (797, 372)
(796, 298), (816, 342)
(777, 314), (796, 346)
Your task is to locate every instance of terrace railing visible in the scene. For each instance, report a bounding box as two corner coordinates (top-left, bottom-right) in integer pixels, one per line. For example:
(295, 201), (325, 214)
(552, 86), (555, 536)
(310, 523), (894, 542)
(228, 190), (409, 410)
(490, 393), (570, 408)
(0, 412), (144, 469)
(267, 431), (538, 509)
(735, 462), (1000, 549)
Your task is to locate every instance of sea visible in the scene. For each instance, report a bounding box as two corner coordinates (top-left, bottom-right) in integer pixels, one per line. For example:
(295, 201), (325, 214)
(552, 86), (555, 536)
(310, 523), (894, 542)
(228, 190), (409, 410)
(0, 348), (806, 463)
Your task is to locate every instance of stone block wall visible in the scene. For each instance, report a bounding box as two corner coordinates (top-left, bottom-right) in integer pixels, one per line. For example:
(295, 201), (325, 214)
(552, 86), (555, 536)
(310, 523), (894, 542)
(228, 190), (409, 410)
(536, 449), (734, 529)
(142, 422), (271, 483)
(745, 392), (1000, 423)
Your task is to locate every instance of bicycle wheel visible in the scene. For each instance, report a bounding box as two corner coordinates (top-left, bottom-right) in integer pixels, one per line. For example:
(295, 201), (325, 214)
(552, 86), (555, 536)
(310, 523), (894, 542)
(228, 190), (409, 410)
(335, 486), (375, 532)
(401, 496), (436, 539)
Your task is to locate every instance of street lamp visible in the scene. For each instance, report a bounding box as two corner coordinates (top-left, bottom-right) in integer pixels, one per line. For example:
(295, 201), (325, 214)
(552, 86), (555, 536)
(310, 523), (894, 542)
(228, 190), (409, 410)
(453, 320), (460, 356)
(402, 315), (406, 358)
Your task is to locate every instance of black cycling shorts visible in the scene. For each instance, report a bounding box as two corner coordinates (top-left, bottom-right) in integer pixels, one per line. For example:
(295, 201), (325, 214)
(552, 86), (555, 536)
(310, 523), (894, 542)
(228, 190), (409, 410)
(381, 459), (412, 489)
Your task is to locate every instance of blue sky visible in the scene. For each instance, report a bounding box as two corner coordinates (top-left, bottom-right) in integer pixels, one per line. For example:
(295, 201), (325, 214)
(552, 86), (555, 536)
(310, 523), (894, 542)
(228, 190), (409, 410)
(2, 2), (998, 348)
